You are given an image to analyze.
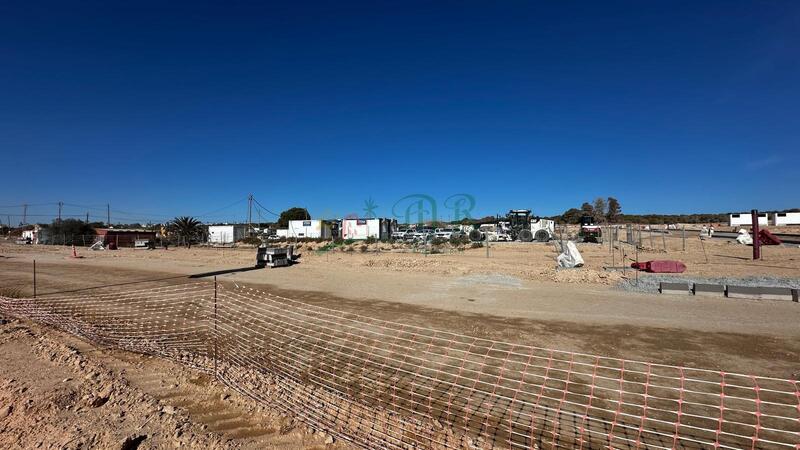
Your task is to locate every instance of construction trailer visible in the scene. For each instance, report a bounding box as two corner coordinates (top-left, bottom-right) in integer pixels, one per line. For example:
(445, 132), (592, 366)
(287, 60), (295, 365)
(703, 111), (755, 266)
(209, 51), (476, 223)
(207, 224), (247, 245)
(287, 220), (332, 239)
(772, 212), (800, 226)
(341, 218), (396, 240)
(729, 213), (767, 227)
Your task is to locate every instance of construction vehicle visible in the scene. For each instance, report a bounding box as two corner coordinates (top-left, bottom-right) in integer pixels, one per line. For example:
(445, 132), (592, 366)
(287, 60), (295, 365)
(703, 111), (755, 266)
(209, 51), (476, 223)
(504, 209), (554, 242)
(256, 246), (300, 268)
(578, 215), (603, 243)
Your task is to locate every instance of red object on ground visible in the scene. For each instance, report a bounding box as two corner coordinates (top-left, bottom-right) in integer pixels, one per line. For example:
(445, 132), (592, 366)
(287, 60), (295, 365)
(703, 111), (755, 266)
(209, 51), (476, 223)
(758, 229), (782, 246)
(630, 260), (687, 273)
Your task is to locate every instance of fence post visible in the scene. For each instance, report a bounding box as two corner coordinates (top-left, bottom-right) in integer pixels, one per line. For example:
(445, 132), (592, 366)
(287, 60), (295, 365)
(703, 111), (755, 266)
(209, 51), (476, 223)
(682, 225), (686, 251)
(33, 259), (36, 299)
(213, 276), (218, 379)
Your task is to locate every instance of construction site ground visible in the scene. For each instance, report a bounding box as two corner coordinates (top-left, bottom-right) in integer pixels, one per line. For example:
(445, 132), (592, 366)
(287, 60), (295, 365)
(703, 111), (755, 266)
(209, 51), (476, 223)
(1, 236), (799, 448)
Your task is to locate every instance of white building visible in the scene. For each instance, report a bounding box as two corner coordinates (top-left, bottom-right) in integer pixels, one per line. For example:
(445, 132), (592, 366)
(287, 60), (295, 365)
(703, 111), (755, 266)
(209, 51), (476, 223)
(341, 218), (395, 240)
(772, 212), (800, 226)
(207, 224), (248, 244)
(21, 225), (52, 244)
(729, 213), (768, 227)
(287, 220), (332, 239)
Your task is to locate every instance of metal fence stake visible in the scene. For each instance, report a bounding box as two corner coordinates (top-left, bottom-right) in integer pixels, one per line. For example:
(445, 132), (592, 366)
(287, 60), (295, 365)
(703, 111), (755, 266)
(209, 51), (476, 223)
(33, 259), (36, 299)
(214, 276), (218, 379)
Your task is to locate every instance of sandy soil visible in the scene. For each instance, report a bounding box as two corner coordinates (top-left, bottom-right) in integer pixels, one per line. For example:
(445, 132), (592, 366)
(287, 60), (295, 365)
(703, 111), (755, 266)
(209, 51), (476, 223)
(0, 317), (346, 449)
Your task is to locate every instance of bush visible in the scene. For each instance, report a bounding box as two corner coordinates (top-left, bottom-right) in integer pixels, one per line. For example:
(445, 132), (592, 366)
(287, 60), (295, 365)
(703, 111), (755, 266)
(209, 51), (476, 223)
(333, 237), (344, 245)
(359, 245), (368, 252)
(470, 242), (484, 249)
(344, 239), (355, 245)
(450, 234), (469, 246)
(365, 236), (377, 244)
(238, 236), (263, 246)
(431, 237), (447, 246)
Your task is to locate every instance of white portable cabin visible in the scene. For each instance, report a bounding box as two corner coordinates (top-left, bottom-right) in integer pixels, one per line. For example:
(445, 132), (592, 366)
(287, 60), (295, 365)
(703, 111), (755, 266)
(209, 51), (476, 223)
(341, 218), (395, 240)
(21, 225), (52, 244)
(207, 224), (247, 244)
(288, 220), (332, 239)
(772, 212), (800, 226)
(276, 229), (289, 238)
(729, 213), (767, 227)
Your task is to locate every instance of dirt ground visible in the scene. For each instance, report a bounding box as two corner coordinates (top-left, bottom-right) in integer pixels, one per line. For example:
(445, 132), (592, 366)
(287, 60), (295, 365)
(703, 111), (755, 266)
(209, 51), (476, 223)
(1, 238), (799, 448)
(0, 317), (345, 449)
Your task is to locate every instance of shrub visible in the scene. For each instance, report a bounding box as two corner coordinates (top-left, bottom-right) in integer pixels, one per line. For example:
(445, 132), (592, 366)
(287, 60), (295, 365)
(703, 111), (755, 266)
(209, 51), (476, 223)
(365, 236), (377, 244)
(238, 236), (263, 246)
(344, 239), (355, 245)
(359, 245), (368, 252)
(470, 242), (484, 249)
(450, 234), (469, 246)
(431, 237), (447, 246)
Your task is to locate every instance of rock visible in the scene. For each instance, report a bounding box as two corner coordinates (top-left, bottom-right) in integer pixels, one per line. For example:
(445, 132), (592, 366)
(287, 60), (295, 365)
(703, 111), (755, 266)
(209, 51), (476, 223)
(324, 435), (334, 445)
(0, 405), (12, 417)
(120, 435), (147, 450)
(162, 405), (176, 415)
(90, 386), (113, 407)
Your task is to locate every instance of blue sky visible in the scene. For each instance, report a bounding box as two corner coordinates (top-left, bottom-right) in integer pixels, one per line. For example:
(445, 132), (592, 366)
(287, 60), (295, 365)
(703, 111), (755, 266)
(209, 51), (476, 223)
(1, 1), (798, 224)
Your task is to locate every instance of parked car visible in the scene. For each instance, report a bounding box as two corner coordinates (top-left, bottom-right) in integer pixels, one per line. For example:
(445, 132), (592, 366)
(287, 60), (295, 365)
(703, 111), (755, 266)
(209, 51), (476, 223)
(434, 228), (458, 239)
(413, 228), (436, 241)
(391, 229), (408, 240)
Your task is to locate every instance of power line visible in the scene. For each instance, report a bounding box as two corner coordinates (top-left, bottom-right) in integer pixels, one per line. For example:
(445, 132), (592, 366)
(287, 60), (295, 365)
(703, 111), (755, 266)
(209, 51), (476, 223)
(252, 196), (279, 217)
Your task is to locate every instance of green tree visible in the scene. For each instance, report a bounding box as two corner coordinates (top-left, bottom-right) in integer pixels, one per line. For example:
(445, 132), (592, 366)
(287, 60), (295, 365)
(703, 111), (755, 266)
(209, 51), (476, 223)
(592, 197), (607, 222)
(580, 202), (594, 218)
(169, 216), (203, 248)
(561, 208), (584, 224)
(606, 197), (621, 222)
(50, 219), (95, 244)
(277, 207), (310, 228)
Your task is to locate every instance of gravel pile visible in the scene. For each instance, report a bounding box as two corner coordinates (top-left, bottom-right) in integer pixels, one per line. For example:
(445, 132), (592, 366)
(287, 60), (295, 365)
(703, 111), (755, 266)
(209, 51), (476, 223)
(616, 274), (800, 294)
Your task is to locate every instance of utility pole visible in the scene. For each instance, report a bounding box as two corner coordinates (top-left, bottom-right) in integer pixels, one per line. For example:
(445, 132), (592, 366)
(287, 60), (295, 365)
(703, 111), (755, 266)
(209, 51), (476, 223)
(247, 194), (253, 236)
(22, 204), (27, 225)
(57, 201), (63, 223)
(107, 203), (111, 226)
(752, 209), (761, 260)
(86, 212), (89, 223)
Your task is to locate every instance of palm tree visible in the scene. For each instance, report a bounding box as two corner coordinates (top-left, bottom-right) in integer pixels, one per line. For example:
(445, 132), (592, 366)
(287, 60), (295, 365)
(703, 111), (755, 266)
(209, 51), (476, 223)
(169, 216), (203, 248)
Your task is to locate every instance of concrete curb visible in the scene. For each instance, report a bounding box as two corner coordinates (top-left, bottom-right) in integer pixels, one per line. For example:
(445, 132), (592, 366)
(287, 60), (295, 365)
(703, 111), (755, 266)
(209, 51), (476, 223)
(659, 282), (691, 295)
(656, 283), (798, 302)
(692, 283), (725, 297)
(726, 285), (795, 301)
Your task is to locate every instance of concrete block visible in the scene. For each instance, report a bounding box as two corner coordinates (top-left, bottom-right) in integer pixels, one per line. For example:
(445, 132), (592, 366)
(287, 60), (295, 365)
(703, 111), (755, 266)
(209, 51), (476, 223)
(726, 285), (794, 301)
(793, 289), (798, 302)
(692, 283), (725, 297)
(659, 282), (690, 295)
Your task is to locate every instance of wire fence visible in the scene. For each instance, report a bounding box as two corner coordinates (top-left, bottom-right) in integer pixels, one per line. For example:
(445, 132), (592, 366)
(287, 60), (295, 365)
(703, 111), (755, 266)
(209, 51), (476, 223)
(1, 281), (798, 449)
